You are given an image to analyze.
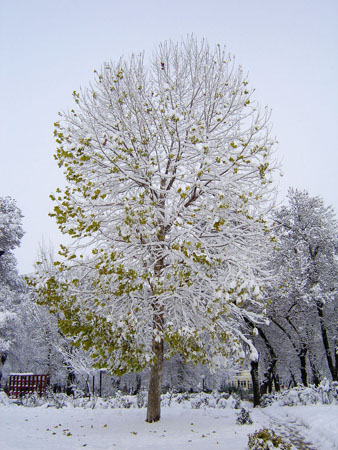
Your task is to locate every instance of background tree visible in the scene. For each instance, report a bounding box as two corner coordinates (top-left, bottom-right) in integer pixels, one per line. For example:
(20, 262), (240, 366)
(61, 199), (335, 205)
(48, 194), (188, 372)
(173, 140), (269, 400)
(32, 37), (278, 422)
(0, 197), (24, 383)
(253, 189), (338, 390)
(0, 196), (24, 286)
(273, 189), (338, 382)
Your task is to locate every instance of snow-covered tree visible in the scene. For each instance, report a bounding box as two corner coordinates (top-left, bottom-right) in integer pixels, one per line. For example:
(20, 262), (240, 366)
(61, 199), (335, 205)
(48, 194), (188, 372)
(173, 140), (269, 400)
(32, 37), (278, 421)
(267, 189), (338, 383)
(0, 197), (24, 286)
(0, 196), (25, 383)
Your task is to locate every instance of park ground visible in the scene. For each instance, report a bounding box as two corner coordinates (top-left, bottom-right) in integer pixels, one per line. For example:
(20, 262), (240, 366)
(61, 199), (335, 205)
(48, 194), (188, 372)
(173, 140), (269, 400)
(0, 400), (337, 449)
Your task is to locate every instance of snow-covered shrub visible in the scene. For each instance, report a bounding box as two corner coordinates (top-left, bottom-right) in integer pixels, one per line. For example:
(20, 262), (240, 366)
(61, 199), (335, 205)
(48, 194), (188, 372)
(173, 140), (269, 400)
(205, 393), (217, 408)
(161, 390), (176, 407)
(108, 391), (136, 408)
(71, 387), (88, 399)
(215, 392), (230, 409)
(95, 397), (109, 409)
(227, 393), (241, 409)
(214, 393), (241, 409)
(160, 391), (172, 407)
(297, 387), (320, 405)
(331, 382), (338, 402)
(71, 395), (91, 408)
(89, 395), (98, 409)
(279, 389), (302, 407)
(173, 392), (190, 404)
(259, 393), (276, 408)
(159, 391), (242, 409)
(190, 392), (208, 409)
(248, 428), (292, 450)
(101, 396), (122, 409)
(137, 389), (146, 408)
(236, 407), (253, 425)
(317, 378), (332, 404)
(21, 393), (46, 407)
(259, 382), (338, 408)
(191, 392), (218, 409)
(278, 385), (326, 407)
(2, 388), (291, 410)
(122, 396), (132, 408)
(0, 391), (10, 405)
(47, 392), (69, 408)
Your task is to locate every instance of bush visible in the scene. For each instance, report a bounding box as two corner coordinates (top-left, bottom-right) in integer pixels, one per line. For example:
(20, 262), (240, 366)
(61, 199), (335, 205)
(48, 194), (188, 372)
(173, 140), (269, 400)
(317, 378), (332, 404)
(236, 407), (253, 425)
(228, 393), (241, 409)
(259, 382), (338, 408)
(47, 391), (70, 408)
(0, 391), (10, 406)
(21, 393), (46, 407)
(190, 392), (209, 409)
(331, 382), (338, 402)
(259, 393), (276, 408)
(137, 389), (146, 408)
(248, 428), (292, 450)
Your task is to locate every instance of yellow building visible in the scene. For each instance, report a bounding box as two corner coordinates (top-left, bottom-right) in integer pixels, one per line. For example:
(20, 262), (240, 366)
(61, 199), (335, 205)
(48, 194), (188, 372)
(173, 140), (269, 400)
(232, 370), (252, 390)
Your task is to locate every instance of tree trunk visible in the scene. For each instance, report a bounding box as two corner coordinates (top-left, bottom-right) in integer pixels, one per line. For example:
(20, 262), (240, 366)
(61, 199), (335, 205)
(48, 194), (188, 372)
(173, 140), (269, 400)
(299, 343), (308, 386)
(308, 353), (321, 386)
(316, 300), (336, 381)
(146, 337), (164, 422)
(256, 326), (279, 394)
(335, 345), (338, 382)
(289, 372), (297, 388)
(0, 353), (7, 387)
(272, 316), (309, 387)
(146, 224), (165, 422)
(250, 360), (260, 407)
(273, 373), (281, 392)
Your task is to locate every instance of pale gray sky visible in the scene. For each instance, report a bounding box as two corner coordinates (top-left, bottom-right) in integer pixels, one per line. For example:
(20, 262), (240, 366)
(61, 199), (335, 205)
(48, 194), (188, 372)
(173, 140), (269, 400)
(1, 0), (337, 274)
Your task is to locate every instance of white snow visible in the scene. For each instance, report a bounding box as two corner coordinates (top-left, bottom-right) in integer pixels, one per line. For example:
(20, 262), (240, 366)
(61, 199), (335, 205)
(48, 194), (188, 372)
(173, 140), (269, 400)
(258, 403), (338, 450)
(0, 401), (337, 450)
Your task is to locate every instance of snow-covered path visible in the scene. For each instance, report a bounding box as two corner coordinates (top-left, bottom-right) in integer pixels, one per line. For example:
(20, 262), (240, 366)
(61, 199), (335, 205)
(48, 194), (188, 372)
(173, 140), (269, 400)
(0, 403), (337, 449)
(253, 408), (317, 450)
(254, 404), (338, 450)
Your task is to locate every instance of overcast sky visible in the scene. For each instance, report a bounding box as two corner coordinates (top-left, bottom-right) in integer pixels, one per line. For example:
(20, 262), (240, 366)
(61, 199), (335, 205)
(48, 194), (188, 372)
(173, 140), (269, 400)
(1, 0), (337, 274)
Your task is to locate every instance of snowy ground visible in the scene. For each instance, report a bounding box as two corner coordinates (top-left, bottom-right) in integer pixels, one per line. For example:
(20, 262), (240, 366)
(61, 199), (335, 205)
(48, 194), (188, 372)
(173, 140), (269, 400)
(0, 401), (337, 450)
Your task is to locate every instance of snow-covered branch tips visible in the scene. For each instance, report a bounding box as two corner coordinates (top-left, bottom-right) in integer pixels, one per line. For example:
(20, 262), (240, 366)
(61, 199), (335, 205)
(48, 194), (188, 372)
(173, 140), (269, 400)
(33, 36), (279, 422)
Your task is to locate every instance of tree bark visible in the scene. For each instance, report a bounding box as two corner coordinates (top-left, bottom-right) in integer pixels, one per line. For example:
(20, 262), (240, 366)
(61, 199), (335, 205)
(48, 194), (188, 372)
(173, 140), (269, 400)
(250, 360), (260, 407)
(316, 300), (337, 381)
(335, 343), (338, 382)
(0, 353), (7, 387)
(299, 343), (308, 386)
(273, 373), (281, 392)
(256, 326), (279, 394)
(271, 316), (309, 386)
(146, 224), (166, 422)
(308, 352), (321, 386)
(146, 337), (164, 422)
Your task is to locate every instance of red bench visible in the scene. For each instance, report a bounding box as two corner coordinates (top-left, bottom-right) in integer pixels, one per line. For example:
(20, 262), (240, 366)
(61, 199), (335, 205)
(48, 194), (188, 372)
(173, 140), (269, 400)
(8, 373), (49, 399)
